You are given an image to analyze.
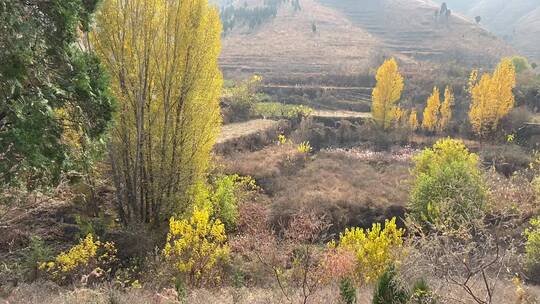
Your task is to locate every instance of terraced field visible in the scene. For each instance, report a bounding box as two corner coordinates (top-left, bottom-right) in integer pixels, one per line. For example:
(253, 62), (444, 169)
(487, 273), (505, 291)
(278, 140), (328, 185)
(317, 0), (511, 63)
(220, 0), (378, 78)
(313, 110), (371, 119)
(220, 0), (513, 79)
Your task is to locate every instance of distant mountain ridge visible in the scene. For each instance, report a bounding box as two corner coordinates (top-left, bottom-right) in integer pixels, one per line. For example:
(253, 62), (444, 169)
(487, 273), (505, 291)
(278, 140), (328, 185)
(432, 0), (540, 60)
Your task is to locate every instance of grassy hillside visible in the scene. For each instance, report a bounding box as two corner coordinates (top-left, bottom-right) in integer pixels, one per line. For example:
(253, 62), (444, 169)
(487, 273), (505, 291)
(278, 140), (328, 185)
(220, 0), (379, 78)
(219, 0), (513, 79)
(434, 0), (540, 60)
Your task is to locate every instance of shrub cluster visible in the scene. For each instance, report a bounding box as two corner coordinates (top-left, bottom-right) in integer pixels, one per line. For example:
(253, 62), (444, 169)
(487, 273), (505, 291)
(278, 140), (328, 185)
(525, 216), (540, 282)
(330, 217), (405, 285)
(163, 207), (230, 287)
(39, 234), (117, 285)
(409, 138), (486, 231)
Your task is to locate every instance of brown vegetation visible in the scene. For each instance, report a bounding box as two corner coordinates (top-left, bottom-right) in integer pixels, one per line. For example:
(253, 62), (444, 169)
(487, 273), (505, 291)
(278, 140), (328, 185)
(223, 144), (412, 234)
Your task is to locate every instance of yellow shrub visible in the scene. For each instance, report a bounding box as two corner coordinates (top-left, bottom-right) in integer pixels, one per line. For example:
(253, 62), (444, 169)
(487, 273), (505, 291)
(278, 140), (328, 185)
(333, 217), (404, 284)
(297, 141), (313, 154)
(39, 234), (117, 284)
(163, 207), (229, 286)
(524, 216), (540, 277)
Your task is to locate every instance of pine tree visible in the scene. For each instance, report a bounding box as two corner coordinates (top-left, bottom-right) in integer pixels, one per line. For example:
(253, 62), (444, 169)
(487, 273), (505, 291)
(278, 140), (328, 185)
(438, 86), (454, 132)
(468, 58), (516, 137)
(371, 58), (404, 130)
(92, 0), (223, 225)
(422, 87), (441, 132)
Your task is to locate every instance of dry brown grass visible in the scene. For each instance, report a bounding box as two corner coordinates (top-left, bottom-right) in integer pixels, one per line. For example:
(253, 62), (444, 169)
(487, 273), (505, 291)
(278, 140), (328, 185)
(220, 0), (378, 78)
(223, 144), (412, 233)
(214, 119), (291, 155)
(217, 119), (279, 144)
(220, 0), (513, 79)
(223, 143), (298, 181)
(4, 279), (540, 304)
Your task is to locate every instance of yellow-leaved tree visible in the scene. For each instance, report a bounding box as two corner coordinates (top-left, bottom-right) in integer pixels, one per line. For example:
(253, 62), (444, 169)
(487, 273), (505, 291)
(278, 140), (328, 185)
(409, 109), (419, 131)
(371, 58), (404, 130)
(468, 58), (516, 137)
(392, 107), (408, 127)
(422, 87), (441, 132)
(438, 86), (454, 132)
(92, 0), (223, 225)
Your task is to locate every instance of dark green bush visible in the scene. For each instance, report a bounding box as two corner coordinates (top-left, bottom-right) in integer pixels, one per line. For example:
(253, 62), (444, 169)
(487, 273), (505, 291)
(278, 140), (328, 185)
(22, 236), (52, 281)
(372, 265), (409, 304)
(339, 277), (357, 304)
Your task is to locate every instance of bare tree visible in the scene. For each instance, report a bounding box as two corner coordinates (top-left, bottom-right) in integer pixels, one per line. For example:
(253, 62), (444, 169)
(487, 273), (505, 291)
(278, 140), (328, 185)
(232, 206), (330, 304)
(404, 214), (519, 304)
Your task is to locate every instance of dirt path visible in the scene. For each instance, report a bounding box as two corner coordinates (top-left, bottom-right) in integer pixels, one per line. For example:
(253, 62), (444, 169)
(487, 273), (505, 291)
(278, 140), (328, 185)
(313, 110), (371, 119)
(261, 84), (373, 91)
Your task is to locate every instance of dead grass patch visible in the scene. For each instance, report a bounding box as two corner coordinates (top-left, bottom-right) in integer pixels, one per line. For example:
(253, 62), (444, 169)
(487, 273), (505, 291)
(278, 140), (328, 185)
(222, 144), (412, 234)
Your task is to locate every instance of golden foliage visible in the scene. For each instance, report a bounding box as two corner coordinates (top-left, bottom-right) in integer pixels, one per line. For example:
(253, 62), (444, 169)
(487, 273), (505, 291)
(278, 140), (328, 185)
(439, 86), (454, 132)
(524, 216), (540, 274)
(39, 234), (117, 284)
(92, 0), (223, 223)
(297, 141), (313, 154)
(331, 217), (405, 285)
(392, 107), (409, 127)
(468, 58), (516, 137)
(163, 207), (229, 287)
(422, 87), (441, 132)
(371, 58), (404, 130)
(409, 109), (419, 131)
(409, 138), (486, 230)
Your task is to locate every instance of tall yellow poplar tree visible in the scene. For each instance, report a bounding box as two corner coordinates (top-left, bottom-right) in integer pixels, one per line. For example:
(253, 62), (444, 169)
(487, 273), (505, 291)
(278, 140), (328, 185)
(469, 58), (516, 137)
(92, 0), (223, 225)
(409, 109), (419, 131)
(372, 58), (404, 130)
(438, 86), (454, 132)
(422, 87), (441, 132)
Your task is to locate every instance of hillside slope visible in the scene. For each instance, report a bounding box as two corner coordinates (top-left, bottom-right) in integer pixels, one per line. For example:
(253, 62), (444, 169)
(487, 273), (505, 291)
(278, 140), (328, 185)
(434, 0), (540, 59)
(514, 7), (540, 60)
(219, 0), (513, 79)
(220, 0), (379, 78)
